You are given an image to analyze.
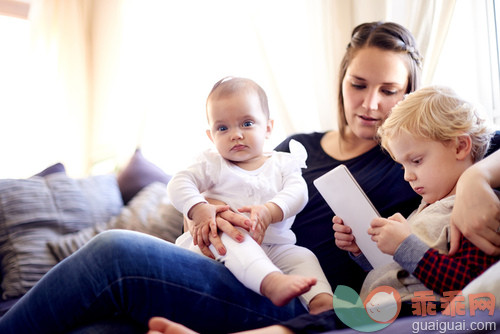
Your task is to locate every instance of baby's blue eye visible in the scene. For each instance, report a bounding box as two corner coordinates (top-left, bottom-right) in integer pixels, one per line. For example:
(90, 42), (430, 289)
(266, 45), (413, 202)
(243, 121), (254, 127)
(217, 125), (228, 131)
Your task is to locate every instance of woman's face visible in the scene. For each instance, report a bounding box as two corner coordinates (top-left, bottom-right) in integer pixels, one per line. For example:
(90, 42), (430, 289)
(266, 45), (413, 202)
(342, 47), (409, 140)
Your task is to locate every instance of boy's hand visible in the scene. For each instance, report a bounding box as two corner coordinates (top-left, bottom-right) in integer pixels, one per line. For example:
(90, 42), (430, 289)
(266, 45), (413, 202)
(332, 216), (362, 256)
(368, 213), (410, 255)
(238, 203), (281, 244)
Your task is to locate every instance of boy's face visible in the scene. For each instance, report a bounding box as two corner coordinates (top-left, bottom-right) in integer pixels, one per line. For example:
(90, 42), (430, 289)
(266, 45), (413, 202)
(206, 91), (273, 168)
(387, 131), (465, 204)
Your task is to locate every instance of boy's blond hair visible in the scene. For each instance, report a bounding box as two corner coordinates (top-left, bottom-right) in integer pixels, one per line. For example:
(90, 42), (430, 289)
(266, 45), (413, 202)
(378, 85), (493, 162)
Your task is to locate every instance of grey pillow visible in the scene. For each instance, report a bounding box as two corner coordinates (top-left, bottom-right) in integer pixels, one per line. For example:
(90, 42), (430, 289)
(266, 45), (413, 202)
(48, 182), (184, 262)
(0, 173), (122, 299)
(117, 148), (172, 204)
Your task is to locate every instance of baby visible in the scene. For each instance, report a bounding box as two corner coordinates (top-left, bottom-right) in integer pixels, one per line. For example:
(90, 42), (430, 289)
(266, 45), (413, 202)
(167, 77), (333, 313)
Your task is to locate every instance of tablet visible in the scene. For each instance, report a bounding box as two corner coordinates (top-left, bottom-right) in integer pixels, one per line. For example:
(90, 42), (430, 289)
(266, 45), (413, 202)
(313, 164), (394, 268)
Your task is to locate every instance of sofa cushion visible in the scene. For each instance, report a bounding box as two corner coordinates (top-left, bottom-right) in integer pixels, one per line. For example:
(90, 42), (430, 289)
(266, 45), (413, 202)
(0, 172), (123, 300)
(48, 182), (184, 262)
(117, 148), (171, 205)
(460, 260), (500, 308)
(33, 162), (66, 177)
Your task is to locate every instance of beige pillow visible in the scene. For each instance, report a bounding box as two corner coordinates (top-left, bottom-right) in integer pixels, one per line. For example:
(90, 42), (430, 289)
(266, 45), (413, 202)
(461, 260), (500, 308)
(47, 182), (183, 262)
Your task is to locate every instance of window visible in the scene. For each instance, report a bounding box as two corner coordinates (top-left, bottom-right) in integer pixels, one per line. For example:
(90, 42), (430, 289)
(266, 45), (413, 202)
(1, 1), (499, 178)
(432, 0), (500, 126)
(490, 0), (500, 124)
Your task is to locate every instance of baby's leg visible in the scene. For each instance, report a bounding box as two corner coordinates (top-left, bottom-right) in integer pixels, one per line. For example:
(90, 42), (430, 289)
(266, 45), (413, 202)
(266, 244), (334, 314)
(216, 229), (316, 307)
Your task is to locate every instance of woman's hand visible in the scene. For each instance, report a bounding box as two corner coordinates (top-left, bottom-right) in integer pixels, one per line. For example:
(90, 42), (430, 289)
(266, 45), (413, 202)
(368, 213), (410, 255)
(332, 216), (362, 256)
(185, 198), (251, 258)
(450, 163), (500, 256)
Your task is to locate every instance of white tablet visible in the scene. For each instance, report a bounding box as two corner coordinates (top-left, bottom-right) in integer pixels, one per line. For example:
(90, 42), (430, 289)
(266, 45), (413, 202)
(313, 164), (394, 268)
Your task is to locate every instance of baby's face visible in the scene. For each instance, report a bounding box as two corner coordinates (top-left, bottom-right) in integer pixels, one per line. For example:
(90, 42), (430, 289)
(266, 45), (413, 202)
(206, 91), (273, 169)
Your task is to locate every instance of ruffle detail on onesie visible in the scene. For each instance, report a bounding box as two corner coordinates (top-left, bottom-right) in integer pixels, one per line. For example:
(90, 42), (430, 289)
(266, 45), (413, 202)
(288, 139), (308, 169)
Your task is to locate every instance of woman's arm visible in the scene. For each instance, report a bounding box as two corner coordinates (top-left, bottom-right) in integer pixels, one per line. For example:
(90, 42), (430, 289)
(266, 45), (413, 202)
(451, 149), (500, 256)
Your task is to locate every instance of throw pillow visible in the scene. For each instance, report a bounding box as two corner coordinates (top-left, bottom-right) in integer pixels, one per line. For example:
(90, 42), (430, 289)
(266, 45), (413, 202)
(48, 182), (184, 262)
(460, 260), (500, 308)
(33, 162), (66, 177)
(0, 173), (123, 300)
(117, 148), (171, 204)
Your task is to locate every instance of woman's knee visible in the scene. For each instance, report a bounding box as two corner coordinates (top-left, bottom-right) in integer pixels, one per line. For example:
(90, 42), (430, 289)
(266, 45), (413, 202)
(79, 230), (155, 264)
(85, 230), (137, 251)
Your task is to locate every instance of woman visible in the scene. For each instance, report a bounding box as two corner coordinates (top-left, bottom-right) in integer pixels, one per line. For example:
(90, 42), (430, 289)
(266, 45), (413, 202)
(0, 21), (498, 334)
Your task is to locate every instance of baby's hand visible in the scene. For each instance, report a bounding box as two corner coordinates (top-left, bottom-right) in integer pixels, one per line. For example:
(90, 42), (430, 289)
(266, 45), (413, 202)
(368, 213), (410, 255)
(332, 216), (362, 256)
(188, 202), (228, 246)
(238, 204), (276, 244)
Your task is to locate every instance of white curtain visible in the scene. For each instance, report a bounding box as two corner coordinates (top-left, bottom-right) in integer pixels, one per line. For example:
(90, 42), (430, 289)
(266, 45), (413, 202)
(27, 0), (123, 176)
(22, 0), (475, 177)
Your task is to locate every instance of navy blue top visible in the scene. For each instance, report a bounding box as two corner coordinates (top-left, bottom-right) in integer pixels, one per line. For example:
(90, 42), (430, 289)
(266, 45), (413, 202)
(275, 131), (500, 293)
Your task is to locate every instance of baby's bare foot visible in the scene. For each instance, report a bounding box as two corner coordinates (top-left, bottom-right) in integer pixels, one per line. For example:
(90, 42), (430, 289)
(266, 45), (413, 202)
(261, 272), (317, 306)
(148, 317), (198, 334)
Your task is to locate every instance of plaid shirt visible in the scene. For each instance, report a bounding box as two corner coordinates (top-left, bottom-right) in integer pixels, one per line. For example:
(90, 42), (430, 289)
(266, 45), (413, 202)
(413, 235), (500, 295)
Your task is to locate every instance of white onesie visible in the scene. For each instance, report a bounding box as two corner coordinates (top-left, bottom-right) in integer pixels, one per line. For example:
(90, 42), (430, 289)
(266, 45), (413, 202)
(168, 140), (332, 307)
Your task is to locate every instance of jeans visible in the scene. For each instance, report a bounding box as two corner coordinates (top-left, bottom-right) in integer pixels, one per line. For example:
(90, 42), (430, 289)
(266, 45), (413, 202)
(0, 230), (307, 334)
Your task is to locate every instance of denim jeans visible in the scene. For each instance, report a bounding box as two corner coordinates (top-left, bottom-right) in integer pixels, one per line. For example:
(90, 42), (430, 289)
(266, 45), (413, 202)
(0, 230), (307, 334)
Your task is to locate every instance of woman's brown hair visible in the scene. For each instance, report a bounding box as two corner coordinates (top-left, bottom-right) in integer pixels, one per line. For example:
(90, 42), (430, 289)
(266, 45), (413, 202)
(337, 22), (423, 138)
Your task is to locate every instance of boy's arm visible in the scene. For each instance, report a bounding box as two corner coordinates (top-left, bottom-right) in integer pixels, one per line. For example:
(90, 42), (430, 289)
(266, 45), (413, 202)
(394, 235), (500, 295)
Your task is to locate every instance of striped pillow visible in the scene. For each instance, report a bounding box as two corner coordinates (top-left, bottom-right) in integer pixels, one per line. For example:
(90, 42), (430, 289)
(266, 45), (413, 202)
(0, 173), (123, 300)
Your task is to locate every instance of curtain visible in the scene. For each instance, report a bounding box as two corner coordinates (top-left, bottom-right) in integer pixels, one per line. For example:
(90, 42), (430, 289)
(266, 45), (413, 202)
(24, 0), (469, 177)
(28, 0), (123, 176)
(312, 0), (457, 131)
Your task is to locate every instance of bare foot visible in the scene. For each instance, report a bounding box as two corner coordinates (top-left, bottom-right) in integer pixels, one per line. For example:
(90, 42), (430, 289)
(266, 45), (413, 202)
(260, 272), (317, 306)
(148, 317), (198, 334)
(308, 292), (333, 314)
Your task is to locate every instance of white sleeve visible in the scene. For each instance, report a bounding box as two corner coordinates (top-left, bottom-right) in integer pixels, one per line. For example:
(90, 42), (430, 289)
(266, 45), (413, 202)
(269, 141), (308, 220)
(166, 151), (218, 217)
(270, 167), (308, 220)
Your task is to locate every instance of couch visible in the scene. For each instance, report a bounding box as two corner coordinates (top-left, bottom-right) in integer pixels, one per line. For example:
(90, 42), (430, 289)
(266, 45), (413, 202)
(0, 148), (184, 316)
(1, 149), (499, 332)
